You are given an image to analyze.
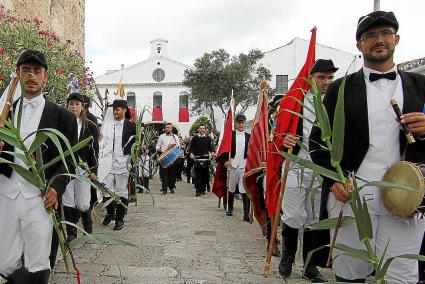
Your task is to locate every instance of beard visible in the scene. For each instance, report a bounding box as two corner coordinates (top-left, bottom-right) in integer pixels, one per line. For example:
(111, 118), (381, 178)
(363, 44), (395, 63)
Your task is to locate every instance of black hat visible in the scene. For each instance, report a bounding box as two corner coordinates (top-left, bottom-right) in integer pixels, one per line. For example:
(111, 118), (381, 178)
(235, 114), (246, 122)
(111, 99), (128, 108)
(356, 11), (398, 41)
(67, 92), (85, 103)
(310, 59), (339, 74)
(16, 50), (48, 70)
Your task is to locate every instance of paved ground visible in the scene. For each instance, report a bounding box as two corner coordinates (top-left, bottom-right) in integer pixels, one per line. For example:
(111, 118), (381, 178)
(50, 178), (336, 284)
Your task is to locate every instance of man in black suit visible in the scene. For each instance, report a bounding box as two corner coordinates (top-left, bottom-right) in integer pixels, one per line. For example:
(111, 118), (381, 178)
(310, 11), (425, 283)
(0, 50), (77, 283)
(188, 124), (215, 196)
(223, 114), (251, 220)
(100, 100), (136, 231)
(279, 59), (338, 282)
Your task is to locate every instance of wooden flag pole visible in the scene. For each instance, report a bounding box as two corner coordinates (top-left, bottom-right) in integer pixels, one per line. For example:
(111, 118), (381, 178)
(263, 148), (293, 278)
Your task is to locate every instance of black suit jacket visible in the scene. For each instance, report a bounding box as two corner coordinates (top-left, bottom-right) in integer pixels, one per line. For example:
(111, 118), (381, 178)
(0, 100), (78, 195)
(77, 120), (99, 174)
(230, 131), (251, 159)
(309, 69), (425, 220)
(122, 119), (136, 156)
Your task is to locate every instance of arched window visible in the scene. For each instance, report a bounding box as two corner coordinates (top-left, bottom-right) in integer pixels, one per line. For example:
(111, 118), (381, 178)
(152, 91), (163, 121)
(127, 91), (136, 107)
(179, 91), (189, 122)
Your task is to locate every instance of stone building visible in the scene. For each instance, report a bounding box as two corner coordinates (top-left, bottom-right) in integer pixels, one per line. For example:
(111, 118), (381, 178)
(1, 0), (85, 56)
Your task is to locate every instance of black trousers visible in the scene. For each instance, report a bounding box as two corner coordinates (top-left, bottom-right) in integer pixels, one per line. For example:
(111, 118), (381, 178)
(176, 158), (184, 180)
(160, 163), (176, 192)
(186, 157), (193, 182)
(194, 165), (210, 194)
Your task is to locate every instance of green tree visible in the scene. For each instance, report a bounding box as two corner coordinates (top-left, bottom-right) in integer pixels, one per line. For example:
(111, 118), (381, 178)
(183, 49), (274, 130)
(0, 5), (93, 104)
(189, 116), (213, 135)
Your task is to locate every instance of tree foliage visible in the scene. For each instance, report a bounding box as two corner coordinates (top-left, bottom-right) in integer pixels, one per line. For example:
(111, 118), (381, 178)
(183, 49), (274, 129)
(0, 5), (93, 105)
(189, 116), (213, 135)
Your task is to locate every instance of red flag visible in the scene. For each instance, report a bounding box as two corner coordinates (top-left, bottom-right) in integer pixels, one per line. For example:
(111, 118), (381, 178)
(243, 82), (269, 235)
(265, 27), (317, 218)
(212, 106), (233, 198)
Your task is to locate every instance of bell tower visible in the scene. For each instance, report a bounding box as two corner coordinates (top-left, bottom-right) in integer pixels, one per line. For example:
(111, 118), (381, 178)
(149, 38), (169, 58)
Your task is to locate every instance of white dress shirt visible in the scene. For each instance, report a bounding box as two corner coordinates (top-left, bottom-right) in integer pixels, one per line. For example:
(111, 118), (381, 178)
(232, 130), (246, 168)
(156, 133), (180, 153)
(356, 65), (403, 215)
(111, 119), (128, 174)
(0, 95), (46, 199)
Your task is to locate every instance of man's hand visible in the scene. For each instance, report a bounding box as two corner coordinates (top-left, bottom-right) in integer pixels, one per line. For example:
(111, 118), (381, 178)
(401, 112), (425, 136)
(44, 187), (58, 209)
(98, 132), (104, 141)
(190, 153), (195, 160)
(90, 173), (97, 181)
(224, 161), (231, 169)
(211, 152), (216, 157)
(283, 134), (297, 148)
(0, 141), (4, 153)
(330, 181), (352, 203)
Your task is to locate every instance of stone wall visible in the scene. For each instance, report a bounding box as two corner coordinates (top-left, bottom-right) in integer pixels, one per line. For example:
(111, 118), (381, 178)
(2, 0), (85, 56)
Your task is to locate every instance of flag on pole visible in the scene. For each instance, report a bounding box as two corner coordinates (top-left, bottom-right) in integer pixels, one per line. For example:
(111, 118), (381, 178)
(212, 94), (234, 199)
(243, 81), (269, 234)
(265, 27), (317, 218)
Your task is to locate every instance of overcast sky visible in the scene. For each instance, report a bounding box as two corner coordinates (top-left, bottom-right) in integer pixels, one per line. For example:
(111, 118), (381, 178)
(86, 0), (424, 77)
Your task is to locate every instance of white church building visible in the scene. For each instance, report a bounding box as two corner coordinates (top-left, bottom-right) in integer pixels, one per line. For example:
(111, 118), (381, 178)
(95, 38), (193, 134)
(94, 37), (362, 135)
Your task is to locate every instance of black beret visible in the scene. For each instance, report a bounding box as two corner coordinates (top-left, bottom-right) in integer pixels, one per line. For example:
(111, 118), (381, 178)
(112, 99), (128, 108)
(16, 50), (48, 70)
(356, 11), (398, 41)
(235, 114), (246, 122)
(67, 92), (85, 103)
(310, 59), (338, 74)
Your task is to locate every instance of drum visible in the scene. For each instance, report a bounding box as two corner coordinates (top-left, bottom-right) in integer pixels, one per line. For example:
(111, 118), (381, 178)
(380, 161), (425, 217)
(158, 145), (182, 168)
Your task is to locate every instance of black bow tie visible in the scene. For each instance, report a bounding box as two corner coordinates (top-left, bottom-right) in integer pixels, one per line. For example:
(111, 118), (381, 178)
(369, 71), (397, 82)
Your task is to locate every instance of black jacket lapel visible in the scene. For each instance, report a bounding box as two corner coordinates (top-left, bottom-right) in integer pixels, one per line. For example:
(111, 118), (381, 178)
(346, 69), (369, 144)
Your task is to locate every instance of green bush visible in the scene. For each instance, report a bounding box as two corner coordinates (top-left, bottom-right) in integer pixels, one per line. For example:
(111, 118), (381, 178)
(0, 5), (93, 104)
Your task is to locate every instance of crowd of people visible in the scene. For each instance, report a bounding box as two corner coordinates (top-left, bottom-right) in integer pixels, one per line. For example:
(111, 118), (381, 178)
(0, 9), (424, 284)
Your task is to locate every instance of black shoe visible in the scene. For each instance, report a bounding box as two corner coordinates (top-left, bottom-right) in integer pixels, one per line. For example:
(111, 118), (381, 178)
(335, 275), (366, 283)
(201, 192), (206, 195)
(162, 191), (167, 195)
(195, 193), (201, 197)
(170, 189), (175, 193)
(278, 254), (294, 278)
(113, 220), (124, 231)
(226, 211), (233, 216)
(102, 214), (113, 226)
(243, 216), (250, 222)
(303, 265), (327, 283)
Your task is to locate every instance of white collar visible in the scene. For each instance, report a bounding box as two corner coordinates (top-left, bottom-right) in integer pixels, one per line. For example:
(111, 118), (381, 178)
(23, 94), (45, 108)
(114, 119), (124, 125)
(236, 130), (245, 135)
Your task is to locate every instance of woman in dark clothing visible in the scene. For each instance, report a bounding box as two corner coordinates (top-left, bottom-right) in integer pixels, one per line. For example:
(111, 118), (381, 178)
(63, 93), (99, 241)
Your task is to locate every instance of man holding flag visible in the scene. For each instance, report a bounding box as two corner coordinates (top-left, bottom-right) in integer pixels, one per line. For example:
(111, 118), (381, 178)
(279, 59), (338, 282)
